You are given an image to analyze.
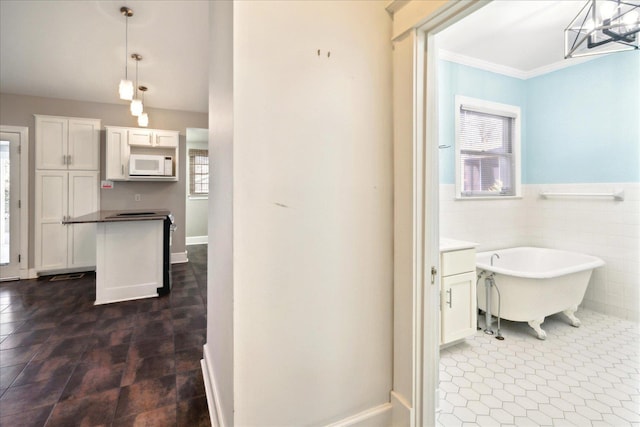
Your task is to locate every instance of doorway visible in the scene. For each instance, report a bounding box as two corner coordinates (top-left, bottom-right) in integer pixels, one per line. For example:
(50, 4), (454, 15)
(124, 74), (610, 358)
(0, 126), (28, 281)
(185, 128), (209, 246)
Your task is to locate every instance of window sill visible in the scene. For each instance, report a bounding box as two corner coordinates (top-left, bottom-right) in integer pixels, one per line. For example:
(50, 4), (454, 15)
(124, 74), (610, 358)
(188, 195), (208, 200)
(455, 195), (523, 201)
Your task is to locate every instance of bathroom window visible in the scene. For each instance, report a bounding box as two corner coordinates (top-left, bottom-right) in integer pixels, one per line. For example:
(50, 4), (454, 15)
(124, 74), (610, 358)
(189, 149), (209, 196)
(455, 96), (521, 199)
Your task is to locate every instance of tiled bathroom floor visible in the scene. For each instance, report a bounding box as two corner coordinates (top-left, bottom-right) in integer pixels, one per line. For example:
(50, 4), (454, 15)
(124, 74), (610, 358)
(437, 309), (640, 426)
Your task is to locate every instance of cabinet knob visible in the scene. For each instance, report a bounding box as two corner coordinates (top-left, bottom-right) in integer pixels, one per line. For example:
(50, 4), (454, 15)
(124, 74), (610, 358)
(446, 288), (452, 308)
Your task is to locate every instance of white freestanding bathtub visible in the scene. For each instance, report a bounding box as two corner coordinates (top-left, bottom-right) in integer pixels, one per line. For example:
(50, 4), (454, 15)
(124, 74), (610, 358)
(476, 247), (605, 339)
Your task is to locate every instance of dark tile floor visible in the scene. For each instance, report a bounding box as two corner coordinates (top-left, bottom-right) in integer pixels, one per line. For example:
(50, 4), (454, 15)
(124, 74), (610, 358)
(0, 244), (210, 427)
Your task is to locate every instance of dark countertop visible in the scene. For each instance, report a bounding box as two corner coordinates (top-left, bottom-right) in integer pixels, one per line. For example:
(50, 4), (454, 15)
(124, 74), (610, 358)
(63, 209), (171, 224)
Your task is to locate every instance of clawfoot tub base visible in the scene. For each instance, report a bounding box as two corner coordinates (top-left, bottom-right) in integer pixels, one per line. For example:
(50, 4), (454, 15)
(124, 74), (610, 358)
(563, 306), (581, 327)
(528, 318), (547, 340)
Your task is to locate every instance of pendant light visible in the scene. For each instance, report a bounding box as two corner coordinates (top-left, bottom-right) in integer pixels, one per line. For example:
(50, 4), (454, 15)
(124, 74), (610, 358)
(130, 54), (143, 116)
(118, 7), (134, 101)
(138, 86), (149, 127)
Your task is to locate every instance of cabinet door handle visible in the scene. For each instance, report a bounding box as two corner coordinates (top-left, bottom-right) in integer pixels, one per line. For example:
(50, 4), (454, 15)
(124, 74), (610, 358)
(446, 289), (452, 308)
(67, 155), (72, 165)
(62, 155), (67, 165)
(121, 164), (124, 176)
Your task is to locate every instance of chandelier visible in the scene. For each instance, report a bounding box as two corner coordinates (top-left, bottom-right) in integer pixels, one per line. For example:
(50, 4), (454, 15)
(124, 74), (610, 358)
(565, 0), (640, 58)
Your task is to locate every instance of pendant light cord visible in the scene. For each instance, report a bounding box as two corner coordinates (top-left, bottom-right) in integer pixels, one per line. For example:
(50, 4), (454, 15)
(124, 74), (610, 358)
(124, 13), (129, 80)
(134, 58), (138, 99)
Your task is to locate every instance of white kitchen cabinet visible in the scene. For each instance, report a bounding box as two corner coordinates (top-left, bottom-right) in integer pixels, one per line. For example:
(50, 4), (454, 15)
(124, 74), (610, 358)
(440, 247), (477, 345)
(154, 130), (179, 147)
(105, 125), (179, 181)
(35, 170), (99, 272)
(105, 127), (129, 180)
(127, 128), (178, 148)
(35, 115), (100, 170)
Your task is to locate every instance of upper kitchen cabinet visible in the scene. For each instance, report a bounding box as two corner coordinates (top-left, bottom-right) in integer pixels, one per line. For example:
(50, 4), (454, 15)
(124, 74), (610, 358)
(35, 115), (101, 170)
(128, 128), (178, 148)
(105, 127), (129, 181)
(105, 126), (179, 182)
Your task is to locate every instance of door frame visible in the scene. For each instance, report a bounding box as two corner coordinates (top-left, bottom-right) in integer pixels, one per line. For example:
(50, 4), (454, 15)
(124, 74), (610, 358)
(396, 1), (489, 425)
(0, 126), (29, 279)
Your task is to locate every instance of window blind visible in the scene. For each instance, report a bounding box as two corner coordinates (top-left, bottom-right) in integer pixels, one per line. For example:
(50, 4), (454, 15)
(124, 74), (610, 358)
(189, 149), (209, 195)
(459, 107), (515, 197)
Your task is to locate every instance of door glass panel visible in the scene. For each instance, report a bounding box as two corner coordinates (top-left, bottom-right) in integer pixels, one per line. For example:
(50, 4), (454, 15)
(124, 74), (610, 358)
(0, 131), (20, 280)
(1, 140), (9, 265)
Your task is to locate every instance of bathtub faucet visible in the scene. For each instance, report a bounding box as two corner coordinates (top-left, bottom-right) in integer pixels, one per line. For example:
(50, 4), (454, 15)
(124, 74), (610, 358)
(491, 253), (500, 266)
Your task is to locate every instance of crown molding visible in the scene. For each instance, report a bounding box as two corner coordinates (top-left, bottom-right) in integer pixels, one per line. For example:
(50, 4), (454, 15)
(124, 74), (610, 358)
(438, 49), (601, 80)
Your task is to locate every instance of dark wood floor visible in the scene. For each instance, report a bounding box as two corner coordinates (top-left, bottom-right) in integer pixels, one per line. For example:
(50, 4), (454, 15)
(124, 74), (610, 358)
(0, 244), (210, 427)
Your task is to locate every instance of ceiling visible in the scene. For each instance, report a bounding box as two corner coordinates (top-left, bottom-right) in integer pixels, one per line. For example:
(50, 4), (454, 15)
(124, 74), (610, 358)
(0, 1), (592, 113)
(0, 0), (209, 113)
(437, 0), (588, 77)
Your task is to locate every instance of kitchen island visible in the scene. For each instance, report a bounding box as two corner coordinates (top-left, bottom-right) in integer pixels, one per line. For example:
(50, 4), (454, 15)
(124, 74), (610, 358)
(64, 209), (173, 305)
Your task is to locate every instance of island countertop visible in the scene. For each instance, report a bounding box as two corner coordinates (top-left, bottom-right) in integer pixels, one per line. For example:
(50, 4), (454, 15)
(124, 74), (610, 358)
(63, 209), (172, 224)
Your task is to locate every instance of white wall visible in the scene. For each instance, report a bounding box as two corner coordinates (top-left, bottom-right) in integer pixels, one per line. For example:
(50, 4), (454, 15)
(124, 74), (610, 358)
(205, 1), (394, 426)
(204, 1), (234, 425)
(440, 183), (640, 322)
(232, 1), (393, 424)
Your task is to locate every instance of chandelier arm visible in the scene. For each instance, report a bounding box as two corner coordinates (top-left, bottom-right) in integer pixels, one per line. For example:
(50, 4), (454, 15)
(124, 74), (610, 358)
(569, 1), (596, 54)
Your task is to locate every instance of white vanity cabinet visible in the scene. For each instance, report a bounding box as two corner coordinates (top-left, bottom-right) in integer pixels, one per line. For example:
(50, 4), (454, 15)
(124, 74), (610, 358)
(105, 126), (179, 181)
(440, 242), (478, 345)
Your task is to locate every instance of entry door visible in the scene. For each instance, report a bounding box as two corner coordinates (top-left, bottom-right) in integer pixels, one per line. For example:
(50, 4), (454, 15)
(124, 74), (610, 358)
(0, 132), (20, 280)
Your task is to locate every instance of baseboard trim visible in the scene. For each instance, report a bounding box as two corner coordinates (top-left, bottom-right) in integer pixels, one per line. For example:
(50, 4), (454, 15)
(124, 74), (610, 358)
(171, 251), (188, 264)
(26, 268), (38, 279)
(186, 235), (208, 245)
(202, 343), (226, 427)
(324, 402), (392, 427)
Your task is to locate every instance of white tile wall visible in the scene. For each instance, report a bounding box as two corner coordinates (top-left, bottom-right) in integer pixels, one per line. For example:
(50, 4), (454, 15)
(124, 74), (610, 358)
(440, 183), (640, 322)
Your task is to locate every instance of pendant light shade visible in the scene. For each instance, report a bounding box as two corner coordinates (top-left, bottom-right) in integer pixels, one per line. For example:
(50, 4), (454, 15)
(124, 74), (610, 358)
(138, 112), (149, 127)
(118, 7), (134, 100)
(137, 86), (149, 126)
(130, 54), (143, 116)
(130, 99), (143, 116)
(119, 79), (134, 101)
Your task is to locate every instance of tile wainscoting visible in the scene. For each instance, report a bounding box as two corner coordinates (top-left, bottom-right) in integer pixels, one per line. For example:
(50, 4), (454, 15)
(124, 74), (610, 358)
(440, 183), (640, 322)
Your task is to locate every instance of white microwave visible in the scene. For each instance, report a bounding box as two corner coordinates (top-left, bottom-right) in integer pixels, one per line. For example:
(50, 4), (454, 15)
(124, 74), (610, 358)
(129, 154), (173, 176)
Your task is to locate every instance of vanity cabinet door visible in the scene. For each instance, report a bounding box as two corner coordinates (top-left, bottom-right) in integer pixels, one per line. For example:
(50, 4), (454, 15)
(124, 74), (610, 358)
(441, 271), (476, 345)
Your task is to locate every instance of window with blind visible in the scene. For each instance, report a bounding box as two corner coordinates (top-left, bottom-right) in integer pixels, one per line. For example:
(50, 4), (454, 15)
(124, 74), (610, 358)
(189, 149), (209, 196)
(455, 96), (521, 199)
